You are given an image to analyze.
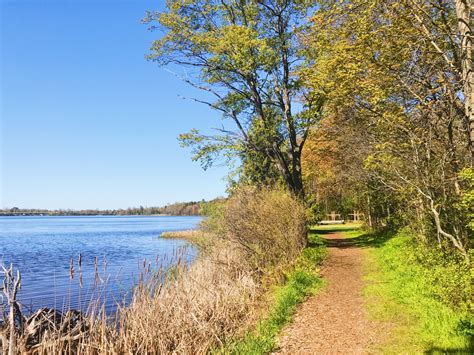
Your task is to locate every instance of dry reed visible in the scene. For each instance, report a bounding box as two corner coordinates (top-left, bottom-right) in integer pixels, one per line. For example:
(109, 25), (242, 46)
(1, 187), (307, 354)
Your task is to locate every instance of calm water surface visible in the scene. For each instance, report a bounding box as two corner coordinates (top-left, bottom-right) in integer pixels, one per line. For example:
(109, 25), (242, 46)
(0, 216), (200, 313)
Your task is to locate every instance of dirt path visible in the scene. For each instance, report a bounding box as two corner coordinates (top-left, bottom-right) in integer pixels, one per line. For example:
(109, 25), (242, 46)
(275, 232), (379, 354)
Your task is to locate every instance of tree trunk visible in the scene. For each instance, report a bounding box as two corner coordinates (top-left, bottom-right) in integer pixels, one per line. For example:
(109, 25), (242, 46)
(291, 149), (305, 199)
(268, 143), (305, 198)
(455, 0), (474, 164)
(367, 194), (373, 228)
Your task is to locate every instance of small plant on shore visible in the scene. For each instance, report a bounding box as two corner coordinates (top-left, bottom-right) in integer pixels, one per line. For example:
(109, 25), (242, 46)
(199, 198), (227, 235)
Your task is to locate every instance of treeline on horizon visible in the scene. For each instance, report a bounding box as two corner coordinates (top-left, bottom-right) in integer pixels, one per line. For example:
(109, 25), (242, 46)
(0, 199), (224, 216)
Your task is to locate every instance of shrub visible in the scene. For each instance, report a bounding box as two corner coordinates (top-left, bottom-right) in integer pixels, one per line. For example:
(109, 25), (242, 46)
(223, 186), (307, 275)
(200, 198), (227, 235)
(459, 168), (474, 236)
(304, 196), (325, 225)
(410, 241), (472, 311)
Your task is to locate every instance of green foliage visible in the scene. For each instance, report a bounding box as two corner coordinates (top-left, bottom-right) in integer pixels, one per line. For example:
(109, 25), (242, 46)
(238, 148), (281, 187)
(199, 198), (226, 235)
(237, 110), (284, 186)
(304, 196), (325, 225)
(410, 241), (472, 311)
(179, 129), (239, 170)
(459, 168), (474, 234)
(365, 230), (473, 352)
(145, 0), (321, 195)
(302, 0), (471, 257)
(296, 232), (327, 268)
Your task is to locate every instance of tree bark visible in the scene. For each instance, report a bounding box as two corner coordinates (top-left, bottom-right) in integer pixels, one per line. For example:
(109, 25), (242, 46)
(291, 149), (305, 198)
(455, 0), (474, 164)
(367, 194), (373, 228)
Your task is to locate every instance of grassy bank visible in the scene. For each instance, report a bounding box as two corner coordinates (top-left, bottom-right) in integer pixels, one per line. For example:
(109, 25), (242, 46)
(362, 230), (473, 353)
(217, 230), (327, 354)
(160, 229), (213, 249)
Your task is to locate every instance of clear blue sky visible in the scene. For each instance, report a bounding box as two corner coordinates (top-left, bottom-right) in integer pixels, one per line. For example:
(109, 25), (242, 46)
(1, 0), (229, 210)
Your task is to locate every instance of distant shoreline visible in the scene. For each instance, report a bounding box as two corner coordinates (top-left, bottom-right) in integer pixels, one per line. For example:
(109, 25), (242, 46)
(0, 213), (199, 217)
(0, 200), (220, 217)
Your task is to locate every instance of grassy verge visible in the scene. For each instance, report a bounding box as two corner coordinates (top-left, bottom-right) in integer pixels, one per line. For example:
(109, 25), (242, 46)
(314, 222), (366, 237)
(363, 230), (473, 353)
(216, 230), (327, 354)
(160, 229), (214, 249)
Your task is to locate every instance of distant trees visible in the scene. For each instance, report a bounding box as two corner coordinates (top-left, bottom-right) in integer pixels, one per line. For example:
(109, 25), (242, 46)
(144, 0), (324, 197)
(0, 201), (209, 216)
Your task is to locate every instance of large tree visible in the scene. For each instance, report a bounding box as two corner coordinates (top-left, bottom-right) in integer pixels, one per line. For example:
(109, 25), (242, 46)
(144, 0), (322, 197)
(454, 0), (473, 163)
(405, 0), (473, 163)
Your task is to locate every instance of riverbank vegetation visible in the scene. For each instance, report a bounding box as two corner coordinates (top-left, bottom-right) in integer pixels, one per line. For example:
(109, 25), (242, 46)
(1, 188), (321, 353)
(160, 229), (210, 246)
(218, 229), (326, 354)
(1, 0), (473, 352)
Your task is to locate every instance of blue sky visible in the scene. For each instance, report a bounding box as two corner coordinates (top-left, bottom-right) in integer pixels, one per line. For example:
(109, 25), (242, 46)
(1, 0), (229, 210)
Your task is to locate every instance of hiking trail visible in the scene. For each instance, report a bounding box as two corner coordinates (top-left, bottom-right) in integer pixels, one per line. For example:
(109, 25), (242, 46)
(275, 230), (382, 354)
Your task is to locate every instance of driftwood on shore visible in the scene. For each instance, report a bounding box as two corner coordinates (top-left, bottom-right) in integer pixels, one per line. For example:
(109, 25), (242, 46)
(0, 265), (90, 354)
(1, 264), (21, 355)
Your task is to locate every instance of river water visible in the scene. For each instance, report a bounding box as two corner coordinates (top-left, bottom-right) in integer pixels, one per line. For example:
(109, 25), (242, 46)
(0, 215), (200, 313)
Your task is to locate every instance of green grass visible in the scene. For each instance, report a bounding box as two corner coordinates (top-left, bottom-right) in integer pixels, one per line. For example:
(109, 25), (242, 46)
(159, 230), (216, 251)
(361, 230), (473, 353)
(312, 225), (472, 353)
(216, 231), (327, 354)
(218, 225), (473, 354)
(311, 223), (366, 239)
(312, 222), (364, 231)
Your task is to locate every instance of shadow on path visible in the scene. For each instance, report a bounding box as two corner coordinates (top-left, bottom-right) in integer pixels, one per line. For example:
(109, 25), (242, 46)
(309, 226), (395, 249)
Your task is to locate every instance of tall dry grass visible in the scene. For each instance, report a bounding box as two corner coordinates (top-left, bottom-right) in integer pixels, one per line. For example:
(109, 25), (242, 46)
(91, 245), (257, 354)
(3, 187), (307, 354)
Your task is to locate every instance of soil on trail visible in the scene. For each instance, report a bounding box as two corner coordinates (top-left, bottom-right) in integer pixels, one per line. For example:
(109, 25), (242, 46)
(275, 231), (380, 354)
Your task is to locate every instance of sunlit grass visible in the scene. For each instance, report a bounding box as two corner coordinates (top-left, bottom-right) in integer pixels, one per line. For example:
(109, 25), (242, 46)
(363, 231), (473, 353)
(311, 222), (364, 231)
(219, 225), (473, 354)
(311, 223), (367, 240)
(317, 225), (473, 352)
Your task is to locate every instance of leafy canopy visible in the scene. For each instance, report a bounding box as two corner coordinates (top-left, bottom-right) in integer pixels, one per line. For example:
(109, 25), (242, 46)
(144, 0), (322, 192)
